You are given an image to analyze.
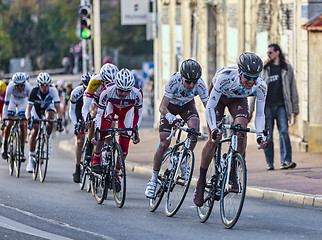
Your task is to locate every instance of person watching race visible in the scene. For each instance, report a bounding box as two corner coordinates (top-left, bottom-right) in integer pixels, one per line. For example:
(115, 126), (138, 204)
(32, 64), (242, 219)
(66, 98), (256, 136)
(69, 72), (94, 183)
(81, 63), (119, 162)
(26, 72), (64, 173)
(145, 59), (209, 199)
(193, 52), (268, 207)
(91, 68), (143, 174)
(1, 72), (32, 161)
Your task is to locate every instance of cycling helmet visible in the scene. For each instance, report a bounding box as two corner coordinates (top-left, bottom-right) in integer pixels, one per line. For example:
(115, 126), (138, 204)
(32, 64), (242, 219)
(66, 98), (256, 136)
(180, 59), (202, 81)
(115, 68), (135, 91)
(24, 73), (30, 82)
(0, 80), (6, 91)
(67, 81), (72, 87)
(100, 63), (119, 83)
(81, 71), (94, 87)
(12, 72), (26, 85)
(37, 72), (51, 85)
(237, 52), (263, 75)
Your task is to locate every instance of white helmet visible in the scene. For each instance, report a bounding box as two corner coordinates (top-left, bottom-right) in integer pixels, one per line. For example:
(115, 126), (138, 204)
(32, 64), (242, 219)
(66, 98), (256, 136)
(100, 63), (119, 83)
(37, 72), (51, 85)
(12, 72), (26, 85)
(115, 68), (135, 91)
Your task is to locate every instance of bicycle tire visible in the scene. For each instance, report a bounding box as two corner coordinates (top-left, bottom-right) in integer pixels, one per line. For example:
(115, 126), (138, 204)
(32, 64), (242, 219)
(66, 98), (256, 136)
(197, 152), (218, 223)
(8, 135), (14, 176)
(112, 143), (126, 208)
(92, 172), (107, 204)
(79, 161), (87, 190)
(165, 149), (194, 217)
(149, 149), (172, 212)
(13, 130), (21, 178)
(220, 152), (247, 229)
(39, 135), (49, 182)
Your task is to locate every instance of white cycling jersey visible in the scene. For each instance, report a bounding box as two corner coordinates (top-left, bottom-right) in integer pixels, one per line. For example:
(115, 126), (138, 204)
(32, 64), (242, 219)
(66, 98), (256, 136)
(69, 85), (84, 125)
(206, 66), (267, 135)
(164, 72), (208, 106)
(3, 81), (33, 118)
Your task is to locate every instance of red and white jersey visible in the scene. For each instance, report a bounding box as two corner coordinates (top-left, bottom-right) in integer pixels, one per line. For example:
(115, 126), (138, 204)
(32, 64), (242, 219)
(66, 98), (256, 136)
(96, 83), (143, 129)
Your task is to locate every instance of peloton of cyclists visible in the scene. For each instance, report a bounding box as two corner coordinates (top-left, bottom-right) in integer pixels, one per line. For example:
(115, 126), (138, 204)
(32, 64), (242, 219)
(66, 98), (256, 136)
(1, 72), (32, 162)
(69, 71), (94, 183)
(26, 72), (64, 173)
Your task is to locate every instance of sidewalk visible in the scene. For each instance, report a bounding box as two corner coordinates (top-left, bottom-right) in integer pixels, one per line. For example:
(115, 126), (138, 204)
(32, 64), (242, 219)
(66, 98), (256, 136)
(59, 128), (322, 208)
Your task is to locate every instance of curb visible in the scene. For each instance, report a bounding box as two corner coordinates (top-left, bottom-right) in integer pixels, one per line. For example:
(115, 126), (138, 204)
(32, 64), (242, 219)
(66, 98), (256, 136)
(59, 140), (322, 208)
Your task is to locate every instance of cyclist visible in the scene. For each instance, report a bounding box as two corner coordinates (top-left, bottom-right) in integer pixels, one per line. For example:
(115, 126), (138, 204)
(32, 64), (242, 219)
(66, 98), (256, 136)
(63, 81), (73, 127)
(0, 80), (6, 147)
(91, 68), (143, 174)
(69, 72), (94, 183)
(1, 73), (32, 161)
(193, 52), (268, 207)
(26, 72), (64, 173)
(145, 59), (208, 199)
(81, 63), (119, 162)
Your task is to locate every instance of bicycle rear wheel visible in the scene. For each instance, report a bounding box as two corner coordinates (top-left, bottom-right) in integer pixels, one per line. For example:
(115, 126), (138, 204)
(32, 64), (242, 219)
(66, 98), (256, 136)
(113, 143), (126, 208)
(220, 152), (247, 229)
(39, 135), (49, 182)
(13, 130), (21, 178)
(149, 149), (172, 212)
(165, 149), (194, 217)
(8, 135), (14, 176)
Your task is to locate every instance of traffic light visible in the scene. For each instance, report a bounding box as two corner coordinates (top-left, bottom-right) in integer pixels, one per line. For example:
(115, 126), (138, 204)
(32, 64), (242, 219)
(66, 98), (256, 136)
(79, 5), (91, 39)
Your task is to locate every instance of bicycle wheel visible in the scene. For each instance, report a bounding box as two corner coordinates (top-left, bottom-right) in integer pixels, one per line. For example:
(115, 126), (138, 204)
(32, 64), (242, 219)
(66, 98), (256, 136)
(220, 152), (247, 229)
(197, 153), (218, 222)
(39, 135), (49, 182)
(165, 149), (194, 217)
(92, 172), (107, 204)
(149, 149), (172, 212)
(13, 130), (21, 178)
(8, 135), (14, 176)
(112, 143), (126, 208)
(79, 161), (88, 190)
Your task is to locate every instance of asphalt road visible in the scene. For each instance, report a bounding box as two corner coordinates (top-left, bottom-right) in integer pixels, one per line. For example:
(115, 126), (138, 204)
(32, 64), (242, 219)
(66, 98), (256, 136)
(0, 131), (321, 240)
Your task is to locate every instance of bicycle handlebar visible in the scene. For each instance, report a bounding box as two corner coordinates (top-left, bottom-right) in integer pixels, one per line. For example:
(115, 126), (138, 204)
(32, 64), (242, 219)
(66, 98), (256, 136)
(166, 125), (208, 141)
(3, 117), (26, 122)
(97, 126), (139, 140)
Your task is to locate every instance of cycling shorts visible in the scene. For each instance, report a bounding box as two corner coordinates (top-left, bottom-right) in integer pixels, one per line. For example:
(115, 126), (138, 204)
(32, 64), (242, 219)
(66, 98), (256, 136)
(7, 97), (28, 117)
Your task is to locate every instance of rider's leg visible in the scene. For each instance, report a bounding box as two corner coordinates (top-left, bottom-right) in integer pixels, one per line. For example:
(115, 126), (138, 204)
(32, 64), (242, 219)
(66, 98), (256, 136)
(73, 132), (85, 183)
(46, 110), (55, 136)
(186, 116), (200, 150)
(27, 123), (39, 172)
(2, 115), (13, 159)
(234, 117), (248, 155)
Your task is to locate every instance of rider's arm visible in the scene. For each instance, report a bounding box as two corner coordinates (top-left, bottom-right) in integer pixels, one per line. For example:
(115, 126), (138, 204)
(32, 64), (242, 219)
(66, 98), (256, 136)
(52, 87), (63, 119)
(159, 96), (178, 124)
(205, 86), (221, 132)
(69, 101), (77, 125)
(254, 79), (267, 137)
(2, 83), (13, 119)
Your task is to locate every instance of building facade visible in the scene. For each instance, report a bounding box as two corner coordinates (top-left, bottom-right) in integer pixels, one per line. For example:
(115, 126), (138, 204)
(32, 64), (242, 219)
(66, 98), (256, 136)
(152, 0), (322, 152)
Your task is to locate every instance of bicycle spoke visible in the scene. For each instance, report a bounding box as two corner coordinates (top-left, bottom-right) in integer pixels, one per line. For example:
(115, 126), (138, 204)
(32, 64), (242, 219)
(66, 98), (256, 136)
(92, 173), (106, 204)
(113, 143), (126, 208)
(39, 135), (49, 182)
(220, 153), (246, 229)
(165, 149), (194, 217)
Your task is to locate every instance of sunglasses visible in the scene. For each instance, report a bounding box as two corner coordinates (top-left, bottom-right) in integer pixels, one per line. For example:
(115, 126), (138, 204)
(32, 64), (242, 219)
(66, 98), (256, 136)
(40, 83), (50, 87)
(117, 88), (130, 93)
(241, 71), (259, 81)
(15, 84), (25, 87)
(267, 51), (274, 55)
(184, 78), (197, 85)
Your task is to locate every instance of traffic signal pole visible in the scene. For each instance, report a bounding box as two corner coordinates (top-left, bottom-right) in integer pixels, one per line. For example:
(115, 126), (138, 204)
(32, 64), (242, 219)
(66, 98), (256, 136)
(79, 0), (91, 73)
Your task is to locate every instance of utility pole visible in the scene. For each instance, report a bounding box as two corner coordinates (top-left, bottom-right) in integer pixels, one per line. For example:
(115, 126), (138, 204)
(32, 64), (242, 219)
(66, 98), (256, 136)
(93, 0), (101, 73)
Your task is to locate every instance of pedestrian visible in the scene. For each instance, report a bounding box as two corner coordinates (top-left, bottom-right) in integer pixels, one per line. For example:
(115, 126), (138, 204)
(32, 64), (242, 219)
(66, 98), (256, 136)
(249, 43), (299, 170)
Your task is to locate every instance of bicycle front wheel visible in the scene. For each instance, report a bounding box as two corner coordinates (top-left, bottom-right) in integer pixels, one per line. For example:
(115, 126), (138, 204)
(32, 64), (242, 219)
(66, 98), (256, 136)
(112, 143), (126, 208)
(149, 149), (172, 212)
(13, 130), (21, 178)
(92, 172), (107, 204)
(39, 135), (49, 182)
(220, 152), (247, 229)
(8, 136), (14, 176)
(165, 149), (194, 217)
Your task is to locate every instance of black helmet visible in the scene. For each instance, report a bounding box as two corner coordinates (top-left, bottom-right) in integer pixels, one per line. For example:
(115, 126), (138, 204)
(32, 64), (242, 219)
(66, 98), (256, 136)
(238, 52), (263, 75)
(81, 71), (94, 87)
(180, 59), (202, 81)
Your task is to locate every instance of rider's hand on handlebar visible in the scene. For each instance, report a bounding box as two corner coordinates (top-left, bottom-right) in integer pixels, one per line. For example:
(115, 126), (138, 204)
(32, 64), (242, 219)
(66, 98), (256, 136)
(211, 129), (220, 143)
(257, 136), (267, 149)
(27, 118), (33, 130)
(74, 124), (79, 135)
(1, 120), (6, 130)
(57, 118), (64, 132)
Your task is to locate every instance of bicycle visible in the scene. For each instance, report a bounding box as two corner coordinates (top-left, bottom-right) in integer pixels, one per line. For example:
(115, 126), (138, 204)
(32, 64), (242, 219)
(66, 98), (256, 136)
(3, 117), (25, 178)
(149, 120), (208, 217)
(31, 118), (58, 182)
(196, 116), (267, 229)
(91, 127), (138, 208)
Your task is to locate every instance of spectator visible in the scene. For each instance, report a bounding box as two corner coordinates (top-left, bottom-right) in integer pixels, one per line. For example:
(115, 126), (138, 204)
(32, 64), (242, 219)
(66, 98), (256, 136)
(103, 56), (112, 65)
(250, 43), (299, 170)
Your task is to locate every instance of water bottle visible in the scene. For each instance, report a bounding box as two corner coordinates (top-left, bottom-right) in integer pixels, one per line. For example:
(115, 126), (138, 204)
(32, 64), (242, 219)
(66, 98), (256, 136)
(168, 154), (177, 171)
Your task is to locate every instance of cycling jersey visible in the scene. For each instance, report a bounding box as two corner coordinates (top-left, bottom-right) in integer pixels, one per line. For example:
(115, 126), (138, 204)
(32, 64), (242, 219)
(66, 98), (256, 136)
(0, 90), (5, 119)
(82, 73), (103, 119)
(95, 83), (143, 158)
(206, 66), (267, 135)
(3, 81), (32, 118)
(28, 85), (60, 119)
(69, 85), (84, 125)
(164, 72), (208, 106)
